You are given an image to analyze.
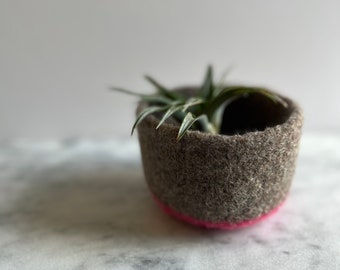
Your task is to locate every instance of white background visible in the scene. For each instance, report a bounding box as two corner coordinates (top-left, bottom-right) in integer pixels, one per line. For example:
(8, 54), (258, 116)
(1, 0), (339, 139)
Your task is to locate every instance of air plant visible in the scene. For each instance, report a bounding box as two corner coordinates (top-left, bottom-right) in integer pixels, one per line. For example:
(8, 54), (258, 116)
(111, 66), (287, 140)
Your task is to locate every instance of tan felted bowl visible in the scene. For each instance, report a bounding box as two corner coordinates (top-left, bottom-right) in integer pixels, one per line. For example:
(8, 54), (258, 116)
(136, 87), (303, 229)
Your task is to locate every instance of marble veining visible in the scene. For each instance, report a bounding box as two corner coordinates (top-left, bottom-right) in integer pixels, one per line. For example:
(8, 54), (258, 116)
(0, 135), (339, 270)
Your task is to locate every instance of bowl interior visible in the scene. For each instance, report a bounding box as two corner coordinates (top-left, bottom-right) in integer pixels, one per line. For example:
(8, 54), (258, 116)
(220, 93), (292, 135)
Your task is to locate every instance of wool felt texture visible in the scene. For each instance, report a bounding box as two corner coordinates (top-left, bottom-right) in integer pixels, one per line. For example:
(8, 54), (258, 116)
(151, 192), (286, 230)
(137, 87), (303, 225)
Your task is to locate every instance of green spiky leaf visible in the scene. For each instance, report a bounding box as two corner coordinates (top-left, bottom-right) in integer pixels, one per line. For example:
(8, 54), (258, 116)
(199, 65), (214, 100)
(141, 95), (173, 105)
(181, 97), (204, 112)
(156, 104), (185, 129)
(110, 87), (147, 97)
(131, 105), (168, 135)
(214, 66), (233, 96)
(177, 112), (204, 140)
(144, 75), (184, 101)
(256, 89), (288, 107)
(110, 87), (173, 105)
(206, 86), (288, 120)
(197, 114), (218, 134)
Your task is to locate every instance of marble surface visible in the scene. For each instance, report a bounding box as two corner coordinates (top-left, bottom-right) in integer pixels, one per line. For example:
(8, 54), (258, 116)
(0, 134), (339, 270)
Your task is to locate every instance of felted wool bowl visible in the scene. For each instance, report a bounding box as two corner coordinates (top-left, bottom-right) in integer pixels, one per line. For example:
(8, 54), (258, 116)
(136, 87), (303, 229)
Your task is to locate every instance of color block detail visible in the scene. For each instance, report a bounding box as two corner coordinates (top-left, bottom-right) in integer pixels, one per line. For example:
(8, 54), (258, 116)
(152, 193), (285, 230)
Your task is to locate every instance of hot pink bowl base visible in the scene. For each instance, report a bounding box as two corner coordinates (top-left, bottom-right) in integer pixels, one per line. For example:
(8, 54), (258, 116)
(151, 193), (285, 230)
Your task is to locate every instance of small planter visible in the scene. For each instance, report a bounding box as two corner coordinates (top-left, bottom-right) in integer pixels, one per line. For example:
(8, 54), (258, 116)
(137, 87), (303, 229)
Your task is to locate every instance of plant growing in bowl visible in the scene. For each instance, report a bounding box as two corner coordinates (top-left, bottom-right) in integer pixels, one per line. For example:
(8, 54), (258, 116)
(111, 66), (303, 229)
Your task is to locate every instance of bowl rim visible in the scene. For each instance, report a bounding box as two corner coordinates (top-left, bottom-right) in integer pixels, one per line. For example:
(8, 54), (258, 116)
(136, 86), (303, 142)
